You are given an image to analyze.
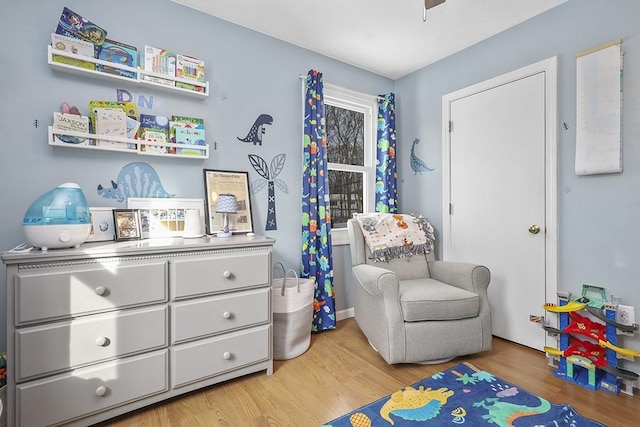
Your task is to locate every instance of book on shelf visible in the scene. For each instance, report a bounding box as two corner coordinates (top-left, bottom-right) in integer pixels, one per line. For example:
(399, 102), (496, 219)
(51, 33), (96, 70)
(55, 7), (106, 56)
(52, 112), (90, 145)
(176, 54), (205, 92)
(169, 115), (204, 155)
(175, 127), (206, 156)
(126, 117), (141, 140)
(139, 114), (170, 154)
(97, 39), (138, 79)
(93, 108), (130, 150)
(143, 46), (176, 87)
(88, 100), (138, 132)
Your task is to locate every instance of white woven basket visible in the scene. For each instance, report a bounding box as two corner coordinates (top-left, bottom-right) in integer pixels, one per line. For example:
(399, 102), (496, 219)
(272, 262), (315, 360)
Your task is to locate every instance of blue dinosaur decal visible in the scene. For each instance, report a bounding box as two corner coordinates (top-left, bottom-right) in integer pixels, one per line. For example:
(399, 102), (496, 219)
(410, 138), (434, 175)
(238, 114), (273, 145)
(97, 162), (174, 203)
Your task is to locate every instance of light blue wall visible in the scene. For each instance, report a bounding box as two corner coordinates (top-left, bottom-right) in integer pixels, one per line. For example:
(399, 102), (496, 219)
(396, 0), (640, 371)
(0, 0), (392, 350)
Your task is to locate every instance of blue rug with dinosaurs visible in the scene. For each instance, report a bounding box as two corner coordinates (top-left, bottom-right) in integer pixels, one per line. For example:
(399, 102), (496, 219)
(322, 362), (604, 427)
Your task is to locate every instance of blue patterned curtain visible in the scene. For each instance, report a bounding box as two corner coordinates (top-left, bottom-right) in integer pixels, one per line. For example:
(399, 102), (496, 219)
(302, 69), (336, 331)
(375, 93), (398, 213)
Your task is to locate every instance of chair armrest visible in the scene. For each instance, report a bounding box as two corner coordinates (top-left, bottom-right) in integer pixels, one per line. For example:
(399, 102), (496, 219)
(428, 261), (490, 294)
(352, 264), (400, 298)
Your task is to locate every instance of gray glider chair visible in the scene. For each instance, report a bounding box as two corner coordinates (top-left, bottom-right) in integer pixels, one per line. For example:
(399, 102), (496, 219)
(347, 216), (492, 364)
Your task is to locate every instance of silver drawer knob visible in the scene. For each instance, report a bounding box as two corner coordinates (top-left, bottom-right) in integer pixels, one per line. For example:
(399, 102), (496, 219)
(95, 385), (108, 397)
(95, 337), (110, 347)
(223, 270), (231, 278)
(94, 286), (107, 296)
(223, 351), (231, 360)
(222, 311), (231, 319)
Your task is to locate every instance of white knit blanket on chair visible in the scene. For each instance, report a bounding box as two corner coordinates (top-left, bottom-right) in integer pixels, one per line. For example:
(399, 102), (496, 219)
(354, 213), (435, 262)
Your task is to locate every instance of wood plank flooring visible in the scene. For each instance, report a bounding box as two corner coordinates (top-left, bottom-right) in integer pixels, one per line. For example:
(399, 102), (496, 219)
(100, 318), (639, 426)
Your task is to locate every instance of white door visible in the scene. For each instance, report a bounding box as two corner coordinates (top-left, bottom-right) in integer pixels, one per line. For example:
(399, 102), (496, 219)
(442, 58), (558, 351)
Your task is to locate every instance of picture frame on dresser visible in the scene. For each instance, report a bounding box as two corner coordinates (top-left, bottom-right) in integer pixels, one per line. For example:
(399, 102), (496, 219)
(127, 197), (205, 238)
(87, 207), (115, 242)
(113, 209), (143, 240)
(203, 169), (253, 235)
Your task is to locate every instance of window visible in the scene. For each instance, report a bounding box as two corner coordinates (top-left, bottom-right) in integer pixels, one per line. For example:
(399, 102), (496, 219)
(324, 84), (377, 244)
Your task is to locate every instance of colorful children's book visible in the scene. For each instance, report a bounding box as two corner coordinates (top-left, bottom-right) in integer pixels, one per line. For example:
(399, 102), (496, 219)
(51, 33), (96, 70)
(97, 39), (138, 79)
(169, 115), (204, 155)
(175, 127), (206, 156)
(55, 7), (106, 55)
(176, 54), (205, 92)
(143, 46), (176, 87)
(52, 112), (90, 145)
(94, 108), (128, 149)
(139, 114), (170, 154)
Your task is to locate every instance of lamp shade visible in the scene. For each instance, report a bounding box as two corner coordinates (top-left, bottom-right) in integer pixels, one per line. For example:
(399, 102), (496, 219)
(216, 194), (237, 214)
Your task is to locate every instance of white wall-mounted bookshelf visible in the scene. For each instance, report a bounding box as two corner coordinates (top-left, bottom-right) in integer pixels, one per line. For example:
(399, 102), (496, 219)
(47, 45), (209, 98)
(48, 126), (209, 159)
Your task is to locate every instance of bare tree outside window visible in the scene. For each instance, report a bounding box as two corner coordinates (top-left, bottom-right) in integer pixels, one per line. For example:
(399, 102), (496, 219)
(326, 104), (365, 227)
(322, 84), (376, 239)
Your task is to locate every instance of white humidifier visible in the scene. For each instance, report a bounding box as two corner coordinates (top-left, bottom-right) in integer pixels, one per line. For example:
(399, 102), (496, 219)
(23, 183), (92, 251)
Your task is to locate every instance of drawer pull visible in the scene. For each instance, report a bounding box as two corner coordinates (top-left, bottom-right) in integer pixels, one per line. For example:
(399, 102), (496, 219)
(95, 336), (111, 347)
(222, 311), (231, 319)
(94, 385), (109, 397)
(223, 270), (232, 278)
(223, 351), (232, 360)
(94, 286), (107, 296)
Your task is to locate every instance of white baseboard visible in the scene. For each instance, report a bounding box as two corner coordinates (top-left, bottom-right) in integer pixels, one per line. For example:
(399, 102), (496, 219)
(336, 307), (354, 321)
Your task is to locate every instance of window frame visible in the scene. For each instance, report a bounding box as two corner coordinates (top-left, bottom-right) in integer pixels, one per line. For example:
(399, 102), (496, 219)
(323, 84), (378, 245)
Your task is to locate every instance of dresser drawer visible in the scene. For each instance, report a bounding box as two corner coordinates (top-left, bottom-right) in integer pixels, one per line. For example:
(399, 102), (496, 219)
(172, 288), (269, 344)
(170, 250), (270, 299)
(16, 305), (168, 382)
(15, 259), (167, 325)
(171, 325), (270, 388)
(17, 350), (168, 427)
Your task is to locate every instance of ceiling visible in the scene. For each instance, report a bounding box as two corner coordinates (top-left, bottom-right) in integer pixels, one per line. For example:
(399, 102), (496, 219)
(172, 0), (568, 80)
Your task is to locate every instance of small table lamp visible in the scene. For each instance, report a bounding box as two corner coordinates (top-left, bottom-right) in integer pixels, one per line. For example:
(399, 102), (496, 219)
(215, 194), (237, 238)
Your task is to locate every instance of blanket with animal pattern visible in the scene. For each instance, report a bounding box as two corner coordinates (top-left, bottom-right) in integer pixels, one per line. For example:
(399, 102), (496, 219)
(322, 362), (605, 427)
(354, 213), (435, 262)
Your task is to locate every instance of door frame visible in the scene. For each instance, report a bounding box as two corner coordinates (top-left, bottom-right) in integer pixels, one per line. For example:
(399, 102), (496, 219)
(441, 57), (558, 342)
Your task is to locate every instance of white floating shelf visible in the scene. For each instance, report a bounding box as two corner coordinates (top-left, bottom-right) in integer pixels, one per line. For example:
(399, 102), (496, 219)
(48, 45), (209, 98)
(48, 126), (209, 160)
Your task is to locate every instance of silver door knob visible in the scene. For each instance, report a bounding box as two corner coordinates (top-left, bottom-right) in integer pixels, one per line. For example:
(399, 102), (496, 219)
(528, 224), (541, 234)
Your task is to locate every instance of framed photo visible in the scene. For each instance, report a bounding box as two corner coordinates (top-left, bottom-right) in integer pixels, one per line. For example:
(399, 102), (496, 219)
(87, 207), (115, 242)
(127, 198), (205, 238)
(203, 169), (253, 235)
(113, 209), (142, 241)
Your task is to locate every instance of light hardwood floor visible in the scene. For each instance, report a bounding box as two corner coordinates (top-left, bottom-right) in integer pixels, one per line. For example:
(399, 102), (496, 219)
(101, 318), (639, 426)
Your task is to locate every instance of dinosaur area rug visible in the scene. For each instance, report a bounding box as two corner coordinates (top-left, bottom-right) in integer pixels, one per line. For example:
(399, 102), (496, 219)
(322, 362), (604, 427)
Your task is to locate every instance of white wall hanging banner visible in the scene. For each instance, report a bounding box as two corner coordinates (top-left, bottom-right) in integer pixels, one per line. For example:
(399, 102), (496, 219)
(575, 39), (623, 175)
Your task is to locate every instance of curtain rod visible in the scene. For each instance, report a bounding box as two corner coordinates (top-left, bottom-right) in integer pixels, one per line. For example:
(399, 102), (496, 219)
(298, 74), (386, 101)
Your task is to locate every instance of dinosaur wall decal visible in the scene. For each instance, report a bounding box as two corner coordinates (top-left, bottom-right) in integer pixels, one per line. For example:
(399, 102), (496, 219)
(238, 114), (273, 145)
(410, 138), (434, 175)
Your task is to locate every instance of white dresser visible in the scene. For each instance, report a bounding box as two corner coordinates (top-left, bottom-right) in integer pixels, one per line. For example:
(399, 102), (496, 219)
(1, 235), (275, 426)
